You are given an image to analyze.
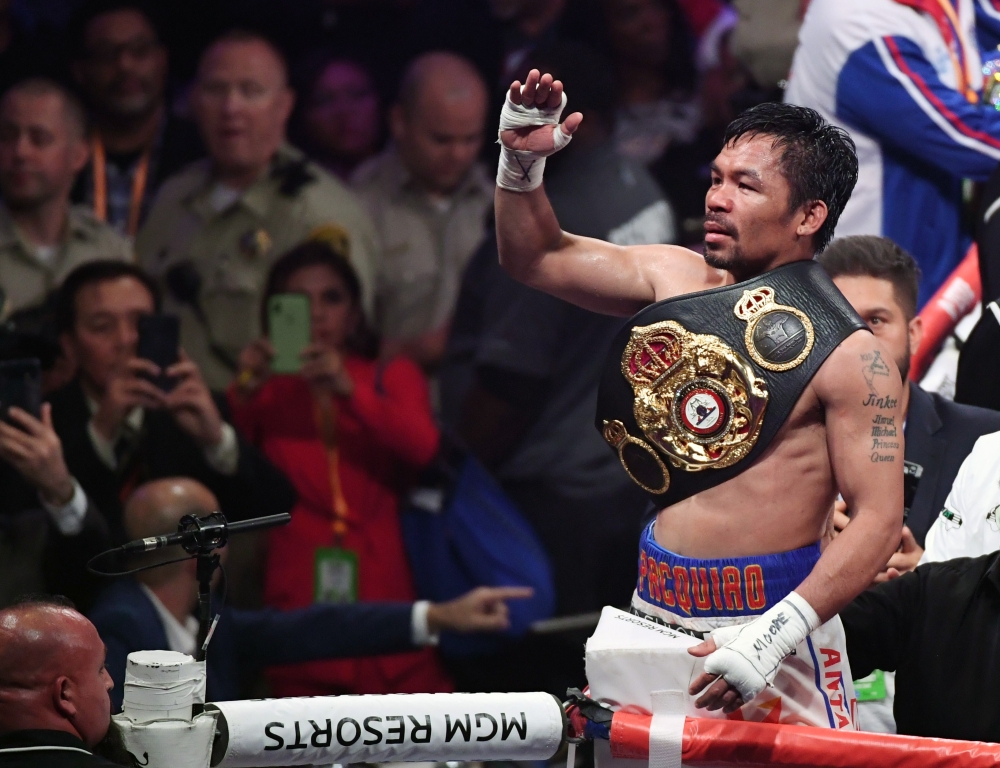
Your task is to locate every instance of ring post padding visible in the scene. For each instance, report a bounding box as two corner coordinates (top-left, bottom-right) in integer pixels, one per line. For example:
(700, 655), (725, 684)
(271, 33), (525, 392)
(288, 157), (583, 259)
(208, 691), (565, 767)
(611, 712), (1000, 767)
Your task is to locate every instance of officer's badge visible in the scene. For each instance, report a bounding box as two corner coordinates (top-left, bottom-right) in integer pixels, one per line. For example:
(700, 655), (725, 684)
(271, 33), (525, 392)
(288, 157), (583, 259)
(239, 228), (272, 260)
(610, 320), (768, 480)
(734, 286), (815, 371)
(309, 224), (352, 260)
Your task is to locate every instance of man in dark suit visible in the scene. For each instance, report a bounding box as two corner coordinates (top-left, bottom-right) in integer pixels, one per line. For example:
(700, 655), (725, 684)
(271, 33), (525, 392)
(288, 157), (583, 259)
(90, 478), (531, 709)
(49, 261), (296, 546)
(819, 236), (1000, 562)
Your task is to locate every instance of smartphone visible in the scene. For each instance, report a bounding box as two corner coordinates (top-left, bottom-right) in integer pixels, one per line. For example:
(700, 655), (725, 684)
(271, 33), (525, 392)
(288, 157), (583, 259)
(137, 314), (180, 392)
(0, 358), (42, 425)
(268, 294), (311, 374)
(902, 460), (923, 523)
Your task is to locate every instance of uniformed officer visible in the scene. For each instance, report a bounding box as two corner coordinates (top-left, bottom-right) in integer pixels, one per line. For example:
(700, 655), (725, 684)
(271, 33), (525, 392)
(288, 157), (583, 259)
(0, 78), (132, 318)
(353, 52), (493, 367)
(137, 30), (378, 389)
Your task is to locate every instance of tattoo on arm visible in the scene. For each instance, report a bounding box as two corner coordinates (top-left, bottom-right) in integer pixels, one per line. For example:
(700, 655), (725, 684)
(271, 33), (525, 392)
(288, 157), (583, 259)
(859, 350), (898, 462)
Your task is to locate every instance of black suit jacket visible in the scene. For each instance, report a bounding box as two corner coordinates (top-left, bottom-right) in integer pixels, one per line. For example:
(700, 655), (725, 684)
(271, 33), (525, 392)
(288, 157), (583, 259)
(49, 379), (296, 545)
(90, 578), (416, 710)
(904, 383), (1000, 546)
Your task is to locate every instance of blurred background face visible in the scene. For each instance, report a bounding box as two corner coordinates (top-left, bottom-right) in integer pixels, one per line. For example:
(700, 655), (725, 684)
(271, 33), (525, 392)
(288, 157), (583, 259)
(832, 274), (921, 381)
(488, 0), (533, 21)
(304, 60), (381, 167)
(0, 90), (88, 209)
(63, 276), (155, 392)
(391, 77), (486, 195)
(604, 0), (672, 68)
(703, 134), (804, 275)
(193, 39), (294, 178)
(283, 264), (357, 352)
(76, 9), (167, 121)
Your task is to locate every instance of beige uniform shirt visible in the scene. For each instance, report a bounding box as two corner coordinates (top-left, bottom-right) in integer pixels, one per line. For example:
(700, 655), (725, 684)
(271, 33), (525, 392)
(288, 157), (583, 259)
(352, 147), (493, 341)
(136, 144), (379, 389)
(0, 203), (133, 317)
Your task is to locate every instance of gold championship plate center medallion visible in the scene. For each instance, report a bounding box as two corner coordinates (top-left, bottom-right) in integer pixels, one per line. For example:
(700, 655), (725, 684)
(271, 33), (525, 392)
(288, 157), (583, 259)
(734, 286), (815, 372)
(603, 320), (769, 494)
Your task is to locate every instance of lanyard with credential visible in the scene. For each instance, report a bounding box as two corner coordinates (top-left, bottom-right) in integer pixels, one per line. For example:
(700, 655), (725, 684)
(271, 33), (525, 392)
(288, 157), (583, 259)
(91, 135), (151, 237)
(314, 394), (351, 541)
(894, 0), (979, 103)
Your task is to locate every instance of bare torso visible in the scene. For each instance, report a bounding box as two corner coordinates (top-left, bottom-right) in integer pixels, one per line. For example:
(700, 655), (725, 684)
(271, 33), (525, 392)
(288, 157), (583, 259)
(654, 373), (836, 558)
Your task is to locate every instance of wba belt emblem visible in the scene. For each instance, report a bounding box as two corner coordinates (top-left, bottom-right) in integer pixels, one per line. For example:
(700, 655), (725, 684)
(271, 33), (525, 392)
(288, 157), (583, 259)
(603, 320), (769, 493)
(734, 286), (815, 371)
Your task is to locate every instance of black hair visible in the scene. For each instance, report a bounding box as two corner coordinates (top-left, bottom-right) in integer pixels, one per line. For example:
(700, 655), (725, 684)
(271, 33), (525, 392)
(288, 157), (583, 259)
(262, 240), (378, 358)
(68, 0), (165, 61)
(723, 102), (858, 253)
(55, 260), (161, 335)
(818, 235), (922, 319)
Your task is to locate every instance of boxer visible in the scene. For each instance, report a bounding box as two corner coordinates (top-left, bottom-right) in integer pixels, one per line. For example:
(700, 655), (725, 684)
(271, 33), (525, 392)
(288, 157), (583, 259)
(494, 71), (903, 728)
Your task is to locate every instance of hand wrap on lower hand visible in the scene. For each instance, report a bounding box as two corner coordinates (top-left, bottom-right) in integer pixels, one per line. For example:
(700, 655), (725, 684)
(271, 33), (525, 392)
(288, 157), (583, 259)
(496, 90), (572, 192)
(703, 591), (821, 702)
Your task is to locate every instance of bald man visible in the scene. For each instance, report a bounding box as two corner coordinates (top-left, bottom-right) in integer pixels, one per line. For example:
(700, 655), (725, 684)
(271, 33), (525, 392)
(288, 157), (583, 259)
(353, 52), (493, 367)
(88, 478), (530, 710)
(0, 597), (126, 767)
(0, 77), (132, 317)
(136, 31), (379, 389)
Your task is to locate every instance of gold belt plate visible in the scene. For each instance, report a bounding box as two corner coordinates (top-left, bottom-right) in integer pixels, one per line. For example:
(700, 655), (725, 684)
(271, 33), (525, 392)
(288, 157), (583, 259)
(607, 319), (769, 481)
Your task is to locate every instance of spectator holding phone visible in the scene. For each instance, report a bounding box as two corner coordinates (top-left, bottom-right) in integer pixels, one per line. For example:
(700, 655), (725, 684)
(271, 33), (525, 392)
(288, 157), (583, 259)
(0, 398), (111, 611)
(47, 260), (295, 546)
(229, 240), (452, 696)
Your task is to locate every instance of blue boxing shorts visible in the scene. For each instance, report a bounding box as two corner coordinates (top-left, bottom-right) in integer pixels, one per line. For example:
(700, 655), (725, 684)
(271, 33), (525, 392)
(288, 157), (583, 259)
(629, 522), (858, 730)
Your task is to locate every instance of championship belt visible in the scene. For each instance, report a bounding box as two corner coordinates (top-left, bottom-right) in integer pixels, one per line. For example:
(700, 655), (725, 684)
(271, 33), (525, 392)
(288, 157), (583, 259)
(596, 260), (866, 504)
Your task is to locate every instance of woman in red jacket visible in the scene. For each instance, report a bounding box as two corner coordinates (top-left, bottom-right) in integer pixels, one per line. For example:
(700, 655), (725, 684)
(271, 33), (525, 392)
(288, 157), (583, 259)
(228, 241), (452, 696)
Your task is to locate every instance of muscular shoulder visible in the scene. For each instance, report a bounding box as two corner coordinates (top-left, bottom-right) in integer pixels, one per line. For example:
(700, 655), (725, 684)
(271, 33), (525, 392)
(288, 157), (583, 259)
(811, 328), (899, 405)
(645, 244), (731, 302)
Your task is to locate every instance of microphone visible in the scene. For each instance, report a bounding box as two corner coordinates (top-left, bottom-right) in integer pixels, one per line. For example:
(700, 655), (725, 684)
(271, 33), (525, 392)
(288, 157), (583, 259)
(115, 512), (292, 555)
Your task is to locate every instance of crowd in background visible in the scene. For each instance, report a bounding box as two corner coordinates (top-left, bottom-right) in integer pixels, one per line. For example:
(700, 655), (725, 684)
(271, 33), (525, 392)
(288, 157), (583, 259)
(4, 0), (1000, 752)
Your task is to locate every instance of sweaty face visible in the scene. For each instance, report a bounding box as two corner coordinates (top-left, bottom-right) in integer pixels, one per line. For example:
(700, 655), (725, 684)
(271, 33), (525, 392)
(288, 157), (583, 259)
(703, 135), (803, 278)
(604, 0), (672, 68)
(304, 61), (381, 163)
(77, 9), (166, 120)
(193, 40), (293, 179)
(282, 264), (357, 352)
(833, 274), (917, 381)
(63, 277), (156, 394)
(394, 88), (486, 195)
(0, 92), (87, 208)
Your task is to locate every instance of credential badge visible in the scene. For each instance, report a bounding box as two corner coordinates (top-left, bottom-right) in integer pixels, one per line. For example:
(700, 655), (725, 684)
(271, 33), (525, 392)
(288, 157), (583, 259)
(734, 286), (815, 371)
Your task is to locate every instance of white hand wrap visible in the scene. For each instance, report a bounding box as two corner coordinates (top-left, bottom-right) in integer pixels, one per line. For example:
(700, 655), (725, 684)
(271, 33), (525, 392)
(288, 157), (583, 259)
(496, 90), (573, 192)
(703, 591), (821, 703)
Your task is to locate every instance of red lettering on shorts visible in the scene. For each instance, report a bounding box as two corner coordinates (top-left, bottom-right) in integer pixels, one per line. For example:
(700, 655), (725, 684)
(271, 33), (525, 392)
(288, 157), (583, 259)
(659, 562), (676, 607)
(673, 566), (692, 615)
(722, 566), (744, 611)
(744, 565), (766, 611)
(647, 556), (661, 603)
(821, 648), (841, 668)
(638, 554), (647, 593)
(825, 671), (851, 729)
(710, 567), (723, 610)
(691, 567), (711, 611)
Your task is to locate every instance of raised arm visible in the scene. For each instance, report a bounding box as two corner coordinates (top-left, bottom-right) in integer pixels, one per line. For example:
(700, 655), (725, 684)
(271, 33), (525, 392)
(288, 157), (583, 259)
(495, 70), (722, 316)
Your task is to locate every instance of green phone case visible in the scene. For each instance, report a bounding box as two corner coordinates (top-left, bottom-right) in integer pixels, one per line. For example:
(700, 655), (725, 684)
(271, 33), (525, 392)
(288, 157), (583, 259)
(268, 293), (311, 374)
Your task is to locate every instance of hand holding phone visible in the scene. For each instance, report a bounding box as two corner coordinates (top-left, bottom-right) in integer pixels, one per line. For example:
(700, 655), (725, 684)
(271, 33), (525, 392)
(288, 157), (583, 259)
(268, 294), (311, 374)
(137, 314), (180, 391)
(0, 358), (42, 425)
